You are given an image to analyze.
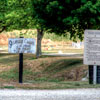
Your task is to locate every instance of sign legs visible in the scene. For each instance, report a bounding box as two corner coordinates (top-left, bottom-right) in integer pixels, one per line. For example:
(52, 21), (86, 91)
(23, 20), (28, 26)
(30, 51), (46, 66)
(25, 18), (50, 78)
(93, 65), (97, 84)
(19, 53), (23, 83)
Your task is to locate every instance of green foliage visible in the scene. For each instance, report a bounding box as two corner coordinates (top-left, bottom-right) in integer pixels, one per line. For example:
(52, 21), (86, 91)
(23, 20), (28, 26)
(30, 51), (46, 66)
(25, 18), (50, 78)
(32, 0), (100, 41)
(1, 0), (100, 41)
(44, 32), (70, 41)
(0, 0), (35, 33)
(0, 0), (6, 31)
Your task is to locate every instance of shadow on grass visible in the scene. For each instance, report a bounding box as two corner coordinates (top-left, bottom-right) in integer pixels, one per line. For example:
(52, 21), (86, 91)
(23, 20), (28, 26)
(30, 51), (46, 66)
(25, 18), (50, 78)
(0, 53), (15, 57)
(44, 59), (83, 73)
(0, 53), (36, 65)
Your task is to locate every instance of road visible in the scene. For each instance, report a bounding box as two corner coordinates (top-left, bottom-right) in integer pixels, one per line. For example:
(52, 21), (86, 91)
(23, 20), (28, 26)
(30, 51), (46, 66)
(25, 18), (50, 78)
(0, 89), (100, 100)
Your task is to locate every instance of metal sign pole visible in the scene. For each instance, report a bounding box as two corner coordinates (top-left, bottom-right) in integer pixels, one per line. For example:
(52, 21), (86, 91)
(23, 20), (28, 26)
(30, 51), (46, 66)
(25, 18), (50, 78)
(19, 53), (23, 83)
(19, 37), (23, 83)
(8, 37), (36, 83)
(93, 65), (97, 84)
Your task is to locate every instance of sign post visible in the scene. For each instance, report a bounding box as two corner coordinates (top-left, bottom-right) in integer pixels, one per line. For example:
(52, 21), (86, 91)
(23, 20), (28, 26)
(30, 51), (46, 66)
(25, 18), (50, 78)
(19, 37), (23, 83)
(84, 30), (100, 84)
(19, 53), (23, 83)
(8, 38), (36, 83)
(93, 65), (97, 84)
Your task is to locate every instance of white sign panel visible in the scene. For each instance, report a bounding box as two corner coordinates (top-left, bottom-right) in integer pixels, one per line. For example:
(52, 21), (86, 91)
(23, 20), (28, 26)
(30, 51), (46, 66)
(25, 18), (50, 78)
(8, 38), (36, 54)
(84, 30), (100, 65)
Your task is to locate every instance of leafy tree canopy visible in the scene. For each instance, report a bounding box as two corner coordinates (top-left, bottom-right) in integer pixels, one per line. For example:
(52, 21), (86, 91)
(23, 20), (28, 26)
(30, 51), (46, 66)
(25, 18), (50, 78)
(0, 0), (6, 32)
(0, 0), (34, 32)
(32, 0), (100, 40)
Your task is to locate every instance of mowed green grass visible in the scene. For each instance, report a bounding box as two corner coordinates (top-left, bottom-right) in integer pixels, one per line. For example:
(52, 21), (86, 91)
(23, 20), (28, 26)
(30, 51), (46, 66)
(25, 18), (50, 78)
(42, 49), (83, 54)
(0, 53), (99, 89)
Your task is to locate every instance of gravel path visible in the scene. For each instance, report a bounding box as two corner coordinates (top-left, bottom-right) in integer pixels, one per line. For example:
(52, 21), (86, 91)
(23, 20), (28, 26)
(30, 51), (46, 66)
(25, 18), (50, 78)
(0, 89), (100, 100)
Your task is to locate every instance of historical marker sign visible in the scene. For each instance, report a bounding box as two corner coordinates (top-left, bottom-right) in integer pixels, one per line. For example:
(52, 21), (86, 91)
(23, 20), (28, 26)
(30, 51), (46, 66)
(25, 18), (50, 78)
(8, 38), (36, 54)
(84, 30), (100, 65)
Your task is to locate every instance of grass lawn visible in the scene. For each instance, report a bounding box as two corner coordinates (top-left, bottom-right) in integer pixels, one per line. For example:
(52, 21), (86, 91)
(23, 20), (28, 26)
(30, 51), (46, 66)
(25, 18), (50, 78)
(42, 49), (83, 54)
(1, 81), (100, 89)
(0, 53), (99, 89)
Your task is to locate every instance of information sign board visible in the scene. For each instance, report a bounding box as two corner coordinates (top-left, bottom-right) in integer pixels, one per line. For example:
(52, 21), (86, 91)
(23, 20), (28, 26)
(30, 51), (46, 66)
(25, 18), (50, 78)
(8, 38), (36, 54)
(84, 30), (100, 65)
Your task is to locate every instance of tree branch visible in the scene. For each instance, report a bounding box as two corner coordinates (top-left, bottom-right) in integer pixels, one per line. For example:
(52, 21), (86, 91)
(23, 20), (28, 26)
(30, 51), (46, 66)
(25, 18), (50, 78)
(0, 26), (6, 33)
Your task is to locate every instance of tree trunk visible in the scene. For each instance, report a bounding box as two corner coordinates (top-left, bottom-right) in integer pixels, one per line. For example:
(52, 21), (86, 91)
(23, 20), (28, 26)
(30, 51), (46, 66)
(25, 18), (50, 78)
(0, 26), (6, 33)
(36, 29), (44, 58)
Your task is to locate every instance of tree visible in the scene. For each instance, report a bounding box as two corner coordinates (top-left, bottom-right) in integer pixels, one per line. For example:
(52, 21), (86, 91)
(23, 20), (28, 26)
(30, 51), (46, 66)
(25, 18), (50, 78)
(5, 0), (34, 31)
(32, 0), (100, 52)
(0, 0), (35, 33)
(1, 0), (100, 57)
(1, 0), (43, 58)
(0, 0), (7, 33)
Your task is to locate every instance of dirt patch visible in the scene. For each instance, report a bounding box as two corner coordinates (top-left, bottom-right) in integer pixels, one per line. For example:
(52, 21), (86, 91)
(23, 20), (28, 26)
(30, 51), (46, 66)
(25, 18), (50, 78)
(23, 57), (87, 81)
(0, 55), (89, 89)
(0, 53), (87, 83)
(0, 34), (9, 45)
(24, 57), (64, 72)
(53, 65), (88, 81)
